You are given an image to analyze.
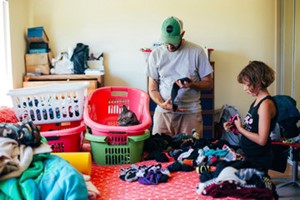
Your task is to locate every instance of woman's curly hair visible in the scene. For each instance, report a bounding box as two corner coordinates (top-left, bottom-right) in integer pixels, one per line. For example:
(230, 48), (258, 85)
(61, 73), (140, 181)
(237, 60), (275, 92)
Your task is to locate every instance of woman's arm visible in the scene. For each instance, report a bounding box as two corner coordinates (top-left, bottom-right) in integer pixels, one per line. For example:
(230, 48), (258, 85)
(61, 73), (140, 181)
(235, 99), (276, 146)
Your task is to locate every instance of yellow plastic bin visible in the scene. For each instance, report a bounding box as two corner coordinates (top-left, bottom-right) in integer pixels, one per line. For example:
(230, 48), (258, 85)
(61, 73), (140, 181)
(52, 152), (92, 175)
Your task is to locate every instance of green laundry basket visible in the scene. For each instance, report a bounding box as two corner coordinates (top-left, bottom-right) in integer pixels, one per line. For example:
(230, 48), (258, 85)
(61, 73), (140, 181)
(85, 130), (150, 165)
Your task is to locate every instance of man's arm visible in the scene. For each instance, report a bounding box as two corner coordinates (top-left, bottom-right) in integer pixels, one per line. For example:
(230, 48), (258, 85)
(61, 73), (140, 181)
(189, 74), (213, 91)
(176, 74), (213, 91)
(148, 77), (172, 110)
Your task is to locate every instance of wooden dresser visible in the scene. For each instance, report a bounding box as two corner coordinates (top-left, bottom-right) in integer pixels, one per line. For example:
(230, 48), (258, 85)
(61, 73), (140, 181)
(200, 61), (215, 139)
(23, 74), (104, 95)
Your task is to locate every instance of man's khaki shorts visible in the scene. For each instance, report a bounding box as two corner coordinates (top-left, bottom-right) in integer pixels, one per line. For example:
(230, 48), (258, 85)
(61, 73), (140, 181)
(152, 111), (203, 137)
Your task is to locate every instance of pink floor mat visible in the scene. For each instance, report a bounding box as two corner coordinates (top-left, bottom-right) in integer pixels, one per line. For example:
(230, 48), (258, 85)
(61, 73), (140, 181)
(90, 160), (240, 200)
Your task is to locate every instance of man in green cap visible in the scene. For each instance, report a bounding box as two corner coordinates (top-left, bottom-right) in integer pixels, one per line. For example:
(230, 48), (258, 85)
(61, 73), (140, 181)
(146, 16), (213, 137)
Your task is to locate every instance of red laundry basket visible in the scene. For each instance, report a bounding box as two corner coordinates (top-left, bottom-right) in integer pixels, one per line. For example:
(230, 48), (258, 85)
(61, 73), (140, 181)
(39, 120), (86, 152)
(84, 86), (152, 138)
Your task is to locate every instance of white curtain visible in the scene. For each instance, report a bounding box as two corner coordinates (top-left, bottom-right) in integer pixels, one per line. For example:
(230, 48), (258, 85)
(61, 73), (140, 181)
(0, 0), (12, 107)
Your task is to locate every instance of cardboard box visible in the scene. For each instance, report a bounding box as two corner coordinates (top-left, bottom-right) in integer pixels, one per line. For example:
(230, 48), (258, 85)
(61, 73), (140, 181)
(25, 52), (51, 65)
(25, 52), (52, 75)
(26, 64), (50, 75)
(27, 27), (49, 43)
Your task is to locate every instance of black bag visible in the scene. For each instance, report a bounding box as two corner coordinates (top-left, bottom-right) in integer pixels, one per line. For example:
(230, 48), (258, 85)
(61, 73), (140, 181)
(71, 43), (89, 74)
(273, 95), (300, 138)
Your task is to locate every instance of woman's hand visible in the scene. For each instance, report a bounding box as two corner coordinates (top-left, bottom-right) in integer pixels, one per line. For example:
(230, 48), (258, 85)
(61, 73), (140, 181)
(223, 121), (233, 132)
(233, 115), (243, 132)
(224, 114), (242, 134)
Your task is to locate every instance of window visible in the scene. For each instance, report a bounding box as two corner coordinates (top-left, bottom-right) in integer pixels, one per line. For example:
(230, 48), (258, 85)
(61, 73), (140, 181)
(279, 0), (300, 111)
(0, 0), (13, 107)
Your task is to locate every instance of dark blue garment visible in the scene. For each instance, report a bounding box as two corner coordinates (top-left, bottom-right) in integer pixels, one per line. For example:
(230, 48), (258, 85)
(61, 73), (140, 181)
(273, 95), (300, 122)
(273, 95), (300, 138)
(171, 77), (191, 111)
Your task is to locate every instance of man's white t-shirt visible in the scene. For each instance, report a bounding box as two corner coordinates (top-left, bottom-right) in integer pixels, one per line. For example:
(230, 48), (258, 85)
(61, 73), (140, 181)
(147, 41), (213, 113)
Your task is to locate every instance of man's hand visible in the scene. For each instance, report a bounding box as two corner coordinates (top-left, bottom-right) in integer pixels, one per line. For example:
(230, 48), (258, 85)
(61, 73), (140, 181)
(175, 77), (192, 88)
(159, 97), (185, 111)
(160, 97), (173, 110)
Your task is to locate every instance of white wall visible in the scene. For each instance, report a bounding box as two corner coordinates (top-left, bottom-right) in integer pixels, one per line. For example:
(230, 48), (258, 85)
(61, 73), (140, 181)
(10, 0), (278, 117)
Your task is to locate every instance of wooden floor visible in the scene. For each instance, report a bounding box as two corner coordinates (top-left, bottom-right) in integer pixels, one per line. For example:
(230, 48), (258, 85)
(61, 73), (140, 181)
(269, 162), (300, 200)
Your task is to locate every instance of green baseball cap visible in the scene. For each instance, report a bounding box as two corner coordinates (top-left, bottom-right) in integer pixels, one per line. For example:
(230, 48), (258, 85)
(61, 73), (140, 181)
(160, 16), (183, 46)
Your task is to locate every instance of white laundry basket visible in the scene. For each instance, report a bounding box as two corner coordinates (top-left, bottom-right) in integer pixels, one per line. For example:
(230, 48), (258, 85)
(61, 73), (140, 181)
(7, 82), (89, 124)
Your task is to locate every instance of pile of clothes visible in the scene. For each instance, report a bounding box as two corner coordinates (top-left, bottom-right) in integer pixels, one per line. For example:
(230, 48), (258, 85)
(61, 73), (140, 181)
(0, 108), (99, 200)
(142, 133), (278, 199)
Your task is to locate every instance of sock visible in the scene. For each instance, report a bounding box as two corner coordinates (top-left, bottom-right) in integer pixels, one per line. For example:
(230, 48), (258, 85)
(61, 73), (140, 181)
(183, 159), (194, 166)
(155, 152), (169, 162)
(170, 77), (191, 111)
(167, 161), (182, 172)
